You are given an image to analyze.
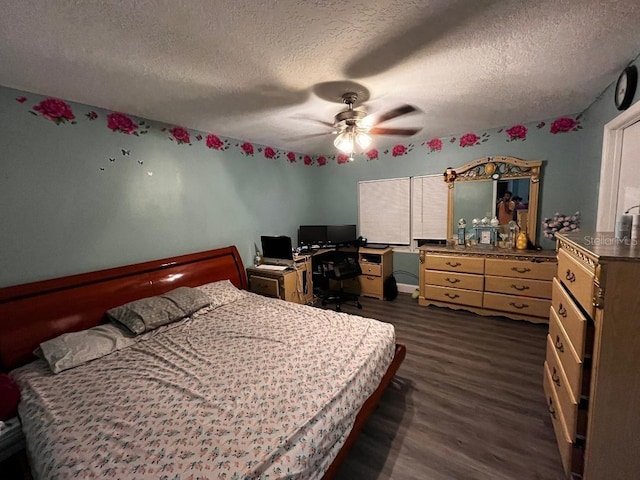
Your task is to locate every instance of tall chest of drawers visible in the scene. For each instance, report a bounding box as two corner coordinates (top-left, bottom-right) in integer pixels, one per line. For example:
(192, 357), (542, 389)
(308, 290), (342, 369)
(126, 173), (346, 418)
(418, 245), (557, 323)
(547, 233), (640, 479)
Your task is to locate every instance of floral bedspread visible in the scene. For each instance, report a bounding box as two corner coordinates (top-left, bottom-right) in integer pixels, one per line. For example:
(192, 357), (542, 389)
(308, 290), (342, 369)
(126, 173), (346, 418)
(12, 293), (396, 479)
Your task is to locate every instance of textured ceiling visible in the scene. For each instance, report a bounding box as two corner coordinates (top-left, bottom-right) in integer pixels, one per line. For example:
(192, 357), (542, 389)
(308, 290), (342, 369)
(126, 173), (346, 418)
(1, 0), (640, 155)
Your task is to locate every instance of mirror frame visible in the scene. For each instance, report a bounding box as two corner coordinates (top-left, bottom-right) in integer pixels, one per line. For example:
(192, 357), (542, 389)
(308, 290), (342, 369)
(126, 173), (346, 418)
(444, 156), (543, 243)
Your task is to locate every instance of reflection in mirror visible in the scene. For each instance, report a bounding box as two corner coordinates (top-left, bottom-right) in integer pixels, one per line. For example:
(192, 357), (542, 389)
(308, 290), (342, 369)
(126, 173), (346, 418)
(445, 156), (543, 244)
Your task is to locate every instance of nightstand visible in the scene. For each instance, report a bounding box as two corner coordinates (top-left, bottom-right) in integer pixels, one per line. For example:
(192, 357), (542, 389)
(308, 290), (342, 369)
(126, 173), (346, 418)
(0, 417), (25, 463)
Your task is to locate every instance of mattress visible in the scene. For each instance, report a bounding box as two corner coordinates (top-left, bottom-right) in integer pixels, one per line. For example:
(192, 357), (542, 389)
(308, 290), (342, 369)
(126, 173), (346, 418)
(12, 292), (396, 479)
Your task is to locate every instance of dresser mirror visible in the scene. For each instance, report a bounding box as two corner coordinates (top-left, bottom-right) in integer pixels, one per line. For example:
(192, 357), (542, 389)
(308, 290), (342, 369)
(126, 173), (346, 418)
(444, 156), (543, 243)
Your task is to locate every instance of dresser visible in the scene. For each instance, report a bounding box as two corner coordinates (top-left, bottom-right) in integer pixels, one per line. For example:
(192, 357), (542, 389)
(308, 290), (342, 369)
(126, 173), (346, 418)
(247, 255), (313, 304)
(545, 232), (640, 479)
(418, 245), (557, 323)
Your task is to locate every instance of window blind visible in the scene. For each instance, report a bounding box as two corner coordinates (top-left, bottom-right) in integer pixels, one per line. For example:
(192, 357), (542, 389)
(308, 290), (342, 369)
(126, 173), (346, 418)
(358, 177), (410, 244)
(411, 175), (448, 240)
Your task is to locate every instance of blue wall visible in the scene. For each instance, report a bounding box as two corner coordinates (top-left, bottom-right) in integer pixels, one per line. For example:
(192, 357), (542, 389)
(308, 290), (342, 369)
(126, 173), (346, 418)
(1, 56), (638, 288)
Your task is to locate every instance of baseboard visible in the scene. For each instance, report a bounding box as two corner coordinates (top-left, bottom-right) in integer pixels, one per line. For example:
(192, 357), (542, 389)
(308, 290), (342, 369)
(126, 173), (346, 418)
(397, 282), (418, 294)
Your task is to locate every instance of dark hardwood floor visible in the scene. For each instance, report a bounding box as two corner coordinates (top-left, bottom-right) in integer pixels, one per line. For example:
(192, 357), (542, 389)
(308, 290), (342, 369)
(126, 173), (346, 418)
(320, 293), (565, 480)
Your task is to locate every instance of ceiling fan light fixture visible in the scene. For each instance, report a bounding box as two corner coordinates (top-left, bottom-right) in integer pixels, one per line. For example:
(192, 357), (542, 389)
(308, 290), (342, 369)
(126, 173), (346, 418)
(356, 132), (372, 149)
(334, 131), (355, 154)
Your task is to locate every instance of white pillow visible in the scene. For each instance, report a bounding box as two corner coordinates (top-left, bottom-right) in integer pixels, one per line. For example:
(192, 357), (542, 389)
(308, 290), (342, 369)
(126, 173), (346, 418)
(196, 280), (248, 308)
(37, 324), (136, 374)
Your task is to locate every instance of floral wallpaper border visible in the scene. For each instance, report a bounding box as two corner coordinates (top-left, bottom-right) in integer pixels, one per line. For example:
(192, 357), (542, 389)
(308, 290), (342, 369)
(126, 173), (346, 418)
(18, 95), (584, 169)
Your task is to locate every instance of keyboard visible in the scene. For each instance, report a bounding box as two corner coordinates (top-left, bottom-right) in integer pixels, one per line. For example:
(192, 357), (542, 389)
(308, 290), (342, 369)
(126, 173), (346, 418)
(255, 264), (289, 271)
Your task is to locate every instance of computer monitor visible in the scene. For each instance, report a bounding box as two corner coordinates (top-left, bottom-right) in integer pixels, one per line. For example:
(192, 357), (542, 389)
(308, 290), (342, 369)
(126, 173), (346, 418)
(260, 235), (294, 266)
(298, 225), (328, 246)
(326, 224), (357, 246)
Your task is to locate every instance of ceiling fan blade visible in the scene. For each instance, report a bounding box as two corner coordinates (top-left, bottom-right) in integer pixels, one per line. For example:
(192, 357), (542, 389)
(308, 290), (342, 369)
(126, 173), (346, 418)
(368, 104), (418, 126)
(281, 131), (334, 141)
(369, 126), (422, 136)
(290, 115), (335, 128)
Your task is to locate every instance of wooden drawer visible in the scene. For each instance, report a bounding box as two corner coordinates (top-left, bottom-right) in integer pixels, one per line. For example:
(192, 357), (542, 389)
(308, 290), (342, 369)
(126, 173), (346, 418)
(425, 270), (484, 291)
(483, 292), (550, 318)
(546, 336), (578, 436)
(360, 262), (381, 277)
(425, 254), (484, 274)
(424, 285), (483, 308)
(557, 248), (595, 317)
(551, 278), (588, 359)
(485, 258), (557, 280)
(549, 308), (583, 402)
(544, 360), (573, 476)
(484, 275), (552, 299)
(249, 275), (280, 298)
(360, 275), (383, 298)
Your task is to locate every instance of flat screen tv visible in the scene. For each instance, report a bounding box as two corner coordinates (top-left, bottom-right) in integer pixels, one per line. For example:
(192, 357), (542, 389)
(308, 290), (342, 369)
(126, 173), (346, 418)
(326, 224), (357, 246)
(298, 225), (328, 246)
(260, 235), (294, 266)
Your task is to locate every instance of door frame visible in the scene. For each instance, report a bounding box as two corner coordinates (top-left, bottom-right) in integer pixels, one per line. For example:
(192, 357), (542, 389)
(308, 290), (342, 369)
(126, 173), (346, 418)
(597, 99), (640, 231)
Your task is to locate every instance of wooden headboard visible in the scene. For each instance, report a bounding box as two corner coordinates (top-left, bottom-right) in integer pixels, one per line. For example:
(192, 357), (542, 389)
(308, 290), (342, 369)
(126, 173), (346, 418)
(0, 246), (247, 372)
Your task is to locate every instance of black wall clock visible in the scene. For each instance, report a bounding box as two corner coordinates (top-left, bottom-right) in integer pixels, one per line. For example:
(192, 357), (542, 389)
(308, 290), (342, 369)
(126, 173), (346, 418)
(615, 65), (638, 111)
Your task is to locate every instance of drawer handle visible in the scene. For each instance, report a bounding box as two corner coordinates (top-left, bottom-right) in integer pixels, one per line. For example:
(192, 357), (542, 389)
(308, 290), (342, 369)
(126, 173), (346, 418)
(366, 276), (376, 280)
(509, 302), (529, 310)
(444, 293), (460, 299)
(555, 335), (564, 353)
(510, 284), (530, 291)
(552, 367), (561, 387)
(511, 266), (531, 274)
(446, 261), (462, 268)
(565, 269), (576, 283)
(445, 277), (461, 284)
(548, 397), (557, 419)
(558, 303), (568, 317)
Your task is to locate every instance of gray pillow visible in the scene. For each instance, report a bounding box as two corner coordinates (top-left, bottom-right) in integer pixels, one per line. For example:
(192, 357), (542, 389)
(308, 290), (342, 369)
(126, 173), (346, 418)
(37, 324), (136, 374)
(107, 287), (211, 335)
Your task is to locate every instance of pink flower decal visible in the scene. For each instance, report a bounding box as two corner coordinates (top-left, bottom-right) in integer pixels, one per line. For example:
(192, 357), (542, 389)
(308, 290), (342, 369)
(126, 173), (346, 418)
(550, 117), (580, 134)
(263, 147), (277, 159)
(32, 98), (75, 124)
(85, 111), (98, 120)
(337, 153), (351, 164)
(506, 124), (528, 141)
(206, 134), (224, 150)
(15, 96), (27, 103)
(317, 156), (327, 166)
(170, 126), (191, 144)
(107, 112), (138, 134)
(303, 155), (313, 165)
(459, 132), (480, 147)
(286, 152), (296, 163)
(240, 142), (254, 155)
(392, 144), (408, 157)
(426, 138), (443, 152)
(366, 149), (379, 160)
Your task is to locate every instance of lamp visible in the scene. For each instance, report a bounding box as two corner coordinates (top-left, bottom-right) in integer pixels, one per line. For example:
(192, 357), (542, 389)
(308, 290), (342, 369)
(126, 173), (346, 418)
(333, 126), (372, 154)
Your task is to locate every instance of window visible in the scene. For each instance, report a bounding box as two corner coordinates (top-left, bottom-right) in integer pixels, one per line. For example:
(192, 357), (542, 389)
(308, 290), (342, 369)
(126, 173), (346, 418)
(358, 178), (410, 244)
(358, 175), (448, 248)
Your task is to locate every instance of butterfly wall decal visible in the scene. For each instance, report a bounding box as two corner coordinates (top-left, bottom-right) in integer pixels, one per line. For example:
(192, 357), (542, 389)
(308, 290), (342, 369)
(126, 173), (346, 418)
(121, 149), (130, 156)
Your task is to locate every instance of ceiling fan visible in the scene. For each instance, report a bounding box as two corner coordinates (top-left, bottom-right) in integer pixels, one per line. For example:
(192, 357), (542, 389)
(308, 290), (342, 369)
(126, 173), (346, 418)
(296, 92), (422, 156)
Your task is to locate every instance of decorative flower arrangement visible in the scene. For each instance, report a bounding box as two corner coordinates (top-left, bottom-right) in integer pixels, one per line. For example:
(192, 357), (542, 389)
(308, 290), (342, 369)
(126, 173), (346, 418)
(425, 138), (443, 152)
(337, 153), (351, 164)
(262, 146), (277, 159)
(542, 211), (580, 239)
(107, 112), (138, 134)
(366, 148), (379, 160)
(550, 116), (581, 134)
(459, 132), (480, 147)
(286, 152), (297, 163)
(316, 156), (327, 166)
(239, 142), (254, 155)
(169, 126), (191, 144)
(506, 124), (528, 141)
(205, 133), (228, 150)
(31, 97), (76, 124)
(303, 155), (313, 166)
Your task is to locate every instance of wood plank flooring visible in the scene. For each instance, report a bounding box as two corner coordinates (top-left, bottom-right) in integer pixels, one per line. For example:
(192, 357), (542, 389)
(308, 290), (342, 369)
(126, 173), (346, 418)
(320, 293), (566, 480)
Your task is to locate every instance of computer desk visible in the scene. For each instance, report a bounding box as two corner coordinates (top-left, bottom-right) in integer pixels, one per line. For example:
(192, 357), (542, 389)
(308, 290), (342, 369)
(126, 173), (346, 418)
(246, 255), (313, 304)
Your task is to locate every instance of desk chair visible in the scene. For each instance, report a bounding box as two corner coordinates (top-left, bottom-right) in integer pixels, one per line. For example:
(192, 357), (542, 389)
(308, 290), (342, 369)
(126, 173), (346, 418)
(320, 243), (362, 311)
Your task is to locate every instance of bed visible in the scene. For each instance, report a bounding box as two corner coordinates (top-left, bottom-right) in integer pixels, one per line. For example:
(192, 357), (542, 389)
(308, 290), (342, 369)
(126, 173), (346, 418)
(0, 246), (406, 479)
